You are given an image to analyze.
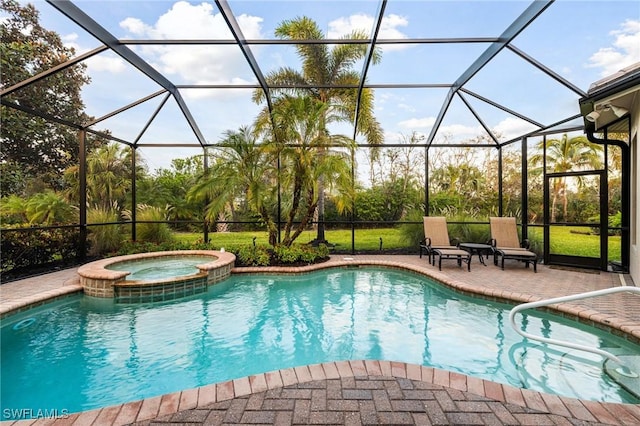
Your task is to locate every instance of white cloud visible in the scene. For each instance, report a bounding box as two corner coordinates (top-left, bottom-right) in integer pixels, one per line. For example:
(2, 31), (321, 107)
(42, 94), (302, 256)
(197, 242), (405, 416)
(61, 32), (127, 74)
(119, 1), (264, 88)
(439, 124), (482, 136)
(120, 17), (152, 36)
(399, 117), (537, 141)
(397, 103), (416, 112)
(398, 116), (436, 129)
(328, 13), (409, 52)
(492, 117), (538, 141)
(86, 54), (127, 73)
(588, 19), (640, 77)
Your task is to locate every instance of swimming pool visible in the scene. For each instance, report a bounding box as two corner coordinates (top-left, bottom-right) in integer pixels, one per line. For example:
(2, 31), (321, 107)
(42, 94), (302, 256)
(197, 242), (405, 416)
(1, 267), (638, 418)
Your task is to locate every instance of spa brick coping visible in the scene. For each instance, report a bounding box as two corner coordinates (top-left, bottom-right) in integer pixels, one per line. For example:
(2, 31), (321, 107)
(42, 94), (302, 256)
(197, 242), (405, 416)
(77, 250), (236, 299)
(6, 360), (639, 426)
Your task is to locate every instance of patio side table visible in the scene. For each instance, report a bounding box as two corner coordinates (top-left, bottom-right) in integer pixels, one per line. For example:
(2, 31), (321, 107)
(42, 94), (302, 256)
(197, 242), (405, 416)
(459, 242), (493, 266)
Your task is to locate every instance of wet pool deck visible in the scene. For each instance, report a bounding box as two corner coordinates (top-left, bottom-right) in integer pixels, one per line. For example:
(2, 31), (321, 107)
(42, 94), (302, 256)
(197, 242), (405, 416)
(1, 254), (639, 425)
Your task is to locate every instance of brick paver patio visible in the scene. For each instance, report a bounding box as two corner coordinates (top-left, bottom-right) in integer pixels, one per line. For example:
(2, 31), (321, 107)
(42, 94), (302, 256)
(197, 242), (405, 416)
(1, 254), (639, 425)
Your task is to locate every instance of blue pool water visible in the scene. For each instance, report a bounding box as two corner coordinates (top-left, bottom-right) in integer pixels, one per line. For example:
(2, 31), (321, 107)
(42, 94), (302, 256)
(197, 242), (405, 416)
(1, 268), (638, 418)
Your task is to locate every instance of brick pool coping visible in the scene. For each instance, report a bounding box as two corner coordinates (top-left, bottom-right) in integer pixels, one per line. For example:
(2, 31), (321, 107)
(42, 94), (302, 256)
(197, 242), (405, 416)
(16, 360), (635, 426)
(1, 256), (639, 424)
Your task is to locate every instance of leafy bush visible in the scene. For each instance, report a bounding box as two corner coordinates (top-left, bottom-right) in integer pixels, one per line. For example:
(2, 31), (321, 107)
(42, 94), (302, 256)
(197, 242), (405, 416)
(588, 211), (622, 236)
(525, 230), (543, 259)
(227, 243), (329, 267)
(122, 204), (174, 244)
(397, 209), (425, 249)
(1, 227), (81, 274)
(448, 214), (490, 244)
(25, 191), (77, 225)
(0, 195), (27, 224)
(274, 244), (329, 265)
(235, 245), (271, 266)
(87, 205), (122, 256)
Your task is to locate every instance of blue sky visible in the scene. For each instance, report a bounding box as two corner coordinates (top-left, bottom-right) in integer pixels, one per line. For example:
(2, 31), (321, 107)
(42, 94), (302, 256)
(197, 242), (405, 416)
(12, 0), (640, 172)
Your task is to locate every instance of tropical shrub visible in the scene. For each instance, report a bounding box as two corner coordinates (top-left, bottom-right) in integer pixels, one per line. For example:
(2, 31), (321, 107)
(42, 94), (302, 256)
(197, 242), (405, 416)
(397, 209), (426, 249)
(122, 204), (174, 244)
(235, 245), (271, 266)
(274, 244), (329, 264)
(448, 214), (490, 244)
(25, 191), (76, 225)
(87, 205), (122, 256)
(0, 194), (27, 224)
(588, 211), (622, 236)
(1, 228), (80, 276)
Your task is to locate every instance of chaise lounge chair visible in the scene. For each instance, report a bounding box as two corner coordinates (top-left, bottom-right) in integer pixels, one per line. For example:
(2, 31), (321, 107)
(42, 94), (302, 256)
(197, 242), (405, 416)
(419, 216), (471, 271)
(489, 217), (537, 272)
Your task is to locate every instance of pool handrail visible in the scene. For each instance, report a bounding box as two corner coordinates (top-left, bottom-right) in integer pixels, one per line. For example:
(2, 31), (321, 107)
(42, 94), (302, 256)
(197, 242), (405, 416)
(509, 285), (640, 372)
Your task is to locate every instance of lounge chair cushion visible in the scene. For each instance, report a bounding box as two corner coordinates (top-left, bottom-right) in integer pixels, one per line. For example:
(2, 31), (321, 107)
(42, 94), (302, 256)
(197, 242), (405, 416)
(490, 217), (523, 248)
(423, 217), (452, 247)
(490, 217), (537, 272)
(431, 248), (471, 271)
(497, 248), (536, 258)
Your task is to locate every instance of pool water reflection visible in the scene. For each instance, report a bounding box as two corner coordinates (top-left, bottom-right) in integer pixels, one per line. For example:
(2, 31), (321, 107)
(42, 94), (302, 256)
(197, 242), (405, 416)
(1, 267), (638, 417)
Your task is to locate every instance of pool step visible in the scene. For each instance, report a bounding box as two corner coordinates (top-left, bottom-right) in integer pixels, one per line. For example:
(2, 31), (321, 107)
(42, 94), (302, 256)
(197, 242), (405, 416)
(604, 355), (640, 398)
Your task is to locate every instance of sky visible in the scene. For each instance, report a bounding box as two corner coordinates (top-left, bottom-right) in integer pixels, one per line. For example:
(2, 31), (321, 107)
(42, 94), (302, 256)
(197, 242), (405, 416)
(8, 0), (640, 174)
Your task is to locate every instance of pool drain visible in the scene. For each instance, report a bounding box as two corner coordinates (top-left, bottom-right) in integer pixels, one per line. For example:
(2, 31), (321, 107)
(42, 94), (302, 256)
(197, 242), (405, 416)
(12, 318), (36, 330)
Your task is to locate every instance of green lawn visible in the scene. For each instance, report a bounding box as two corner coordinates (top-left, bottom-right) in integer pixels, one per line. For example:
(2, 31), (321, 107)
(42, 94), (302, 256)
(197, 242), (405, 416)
(174, 228), (408, 251)
(528, 226), (621, 261)
(175, 226), (621, 260)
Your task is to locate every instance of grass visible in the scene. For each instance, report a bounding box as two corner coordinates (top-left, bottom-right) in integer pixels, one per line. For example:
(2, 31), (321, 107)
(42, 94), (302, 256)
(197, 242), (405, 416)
(175, 228), (408, 251)
(176, 225), (622, 261)
(529, 227), (621, 261)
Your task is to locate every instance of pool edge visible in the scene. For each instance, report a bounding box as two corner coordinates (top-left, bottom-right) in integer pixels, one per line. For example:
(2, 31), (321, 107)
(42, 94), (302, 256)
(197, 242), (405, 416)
(26, 360), (640, 425)
(2, 257), (639, 425)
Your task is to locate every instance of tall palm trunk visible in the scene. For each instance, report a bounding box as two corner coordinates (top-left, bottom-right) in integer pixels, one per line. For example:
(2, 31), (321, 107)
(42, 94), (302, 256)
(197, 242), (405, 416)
(314, 177), (326, 244)
(311, 121), (328, 246)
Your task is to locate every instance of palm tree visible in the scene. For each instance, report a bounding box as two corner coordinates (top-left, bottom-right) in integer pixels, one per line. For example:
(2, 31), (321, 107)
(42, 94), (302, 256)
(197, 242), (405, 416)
(64, 143), (134, 210)
(531, 134), (603, 221)
(25, 190), (76, 225)
(253, 16), (383, 244)
(256, 95), (355, 246)
(187, 126), (279, 244)
(0, 194), (27, 224)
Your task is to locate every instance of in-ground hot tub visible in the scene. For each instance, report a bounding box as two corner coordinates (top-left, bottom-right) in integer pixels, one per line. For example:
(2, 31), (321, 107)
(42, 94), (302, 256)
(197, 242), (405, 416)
(77, 250), (235, 302)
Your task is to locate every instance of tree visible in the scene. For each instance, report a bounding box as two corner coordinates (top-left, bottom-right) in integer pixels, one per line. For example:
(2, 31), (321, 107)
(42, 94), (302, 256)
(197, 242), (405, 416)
(364, 132), (425, 221)
(1, 0), (91, 193)
(429, 147), (486, 216)
(256, 96), (355, 246)
(188, 126), (278, 244)
(138, 156), (205, 227)
(63, 143), (137, 210)
(253, 16), (383, 244)
(531, 134), (603, 222)
(24, 191), (76, 225)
